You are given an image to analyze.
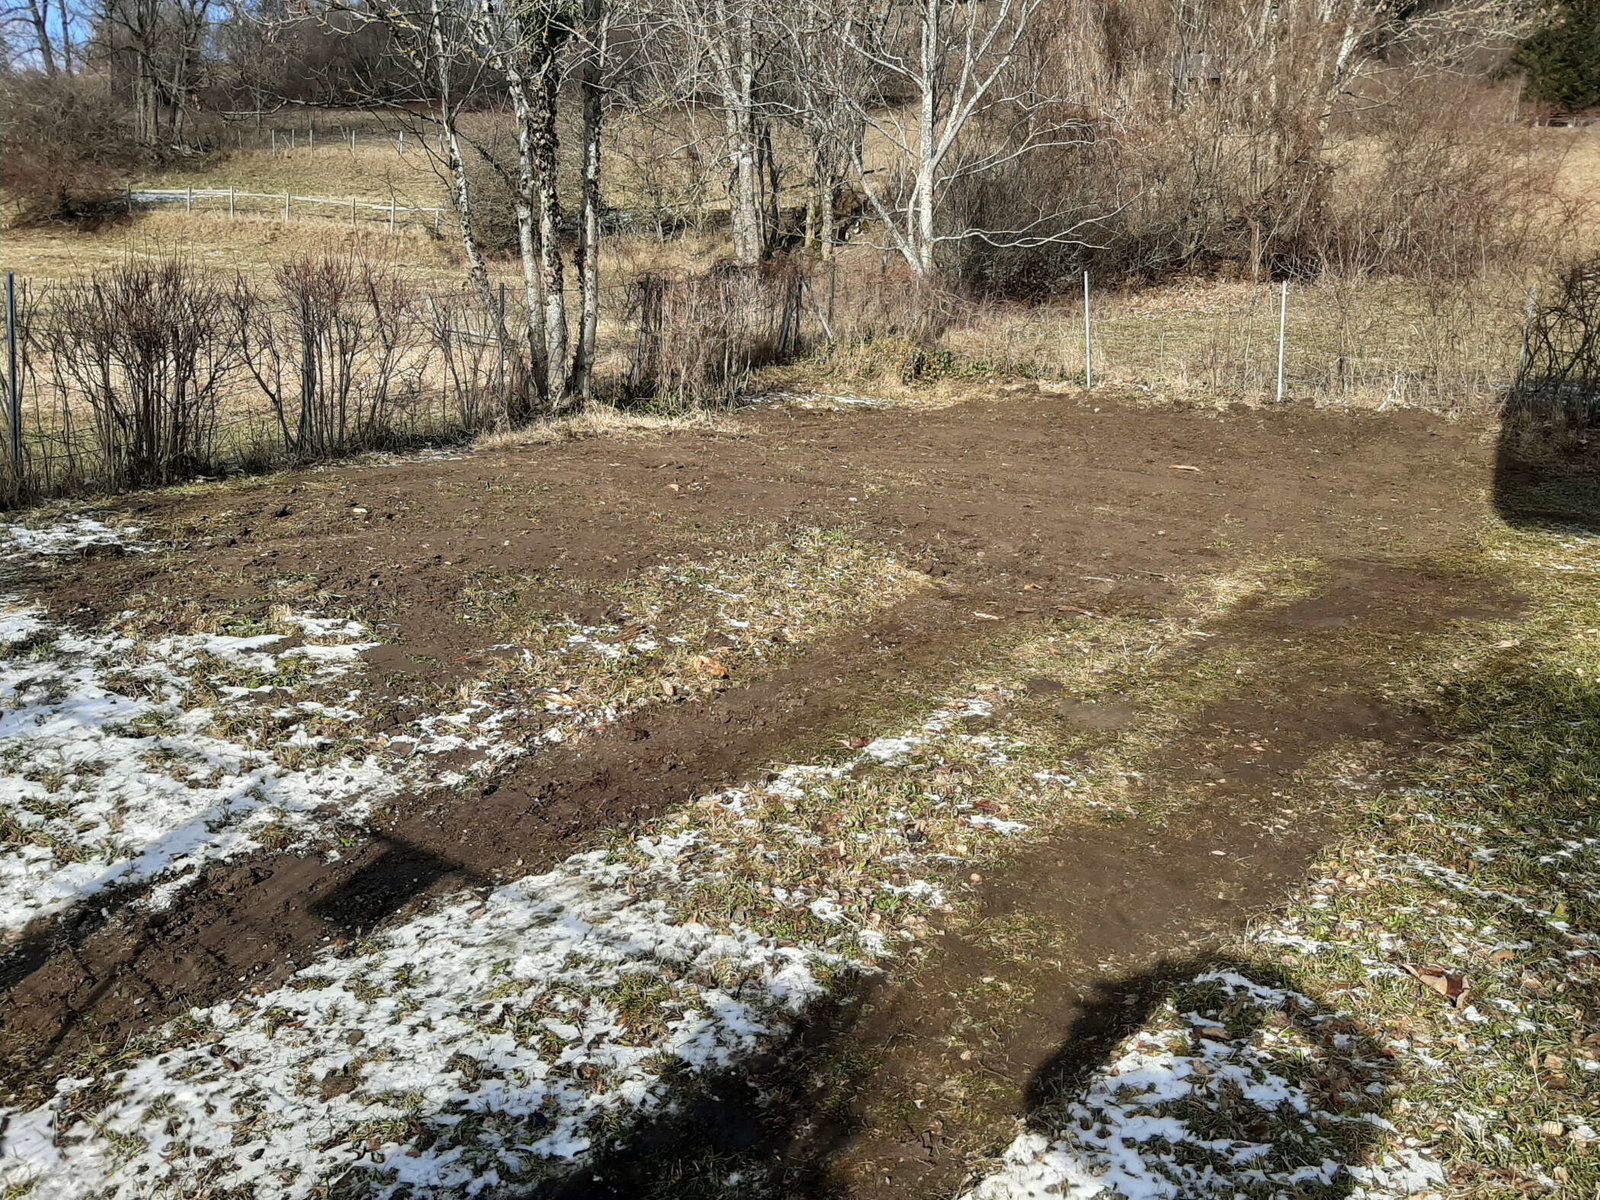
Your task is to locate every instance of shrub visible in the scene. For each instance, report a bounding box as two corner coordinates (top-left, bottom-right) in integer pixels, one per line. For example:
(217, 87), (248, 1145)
(44, 259), (232, 488)
(0, 73), (139, 220)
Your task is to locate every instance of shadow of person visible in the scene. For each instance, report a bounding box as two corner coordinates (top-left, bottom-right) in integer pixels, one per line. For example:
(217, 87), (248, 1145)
(1494, 406), (1600, 535)
(1014, 955), (1403, 1200)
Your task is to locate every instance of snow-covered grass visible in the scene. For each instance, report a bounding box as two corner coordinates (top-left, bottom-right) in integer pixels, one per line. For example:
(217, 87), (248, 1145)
(0, 523), (389, 934)
(0, 537), (1253, 1198)
(969, 969), (1432, 1200)
(0, 685), (1081, 1197)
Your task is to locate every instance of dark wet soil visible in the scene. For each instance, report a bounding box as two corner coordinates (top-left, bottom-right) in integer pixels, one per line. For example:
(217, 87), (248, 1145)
(0, 388), (1523, 1191)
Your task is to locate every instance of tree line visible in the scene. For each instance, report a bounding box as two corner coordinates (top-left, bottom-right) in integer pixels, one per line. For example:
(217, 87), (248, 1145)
(3, 0), (1588, 413)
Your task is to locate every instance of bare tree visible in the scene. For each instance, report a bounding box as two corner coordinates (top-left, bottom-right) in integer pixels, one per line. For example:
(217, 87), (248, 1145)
(315, 0), (614, 410)
(815, 0), (1088, 283)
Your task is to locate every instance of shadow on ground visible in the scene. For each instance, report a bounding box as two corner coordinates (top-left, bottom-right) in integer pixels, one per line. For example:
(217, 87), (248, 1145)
(531, 955), (1398, 1200)
(1493, 408), (1600, 534)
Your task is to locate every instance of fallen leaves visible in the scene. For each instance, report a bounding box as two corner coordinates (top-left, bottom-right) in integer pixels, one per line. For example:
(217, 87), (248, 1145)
(688, 654), (729, 679)
(1403, 963), (1470, 1008)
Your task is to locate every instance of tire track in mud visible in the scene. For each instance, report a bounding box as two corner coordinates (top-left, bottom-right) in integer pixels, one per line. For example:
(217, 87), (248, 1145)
(707, 562), (1525, 1200)
(1, 392), (1504, 1118)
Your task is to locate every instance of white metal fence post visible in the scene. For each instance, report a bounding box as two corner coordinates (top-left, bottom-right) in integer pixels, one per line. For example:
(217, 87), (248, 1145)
(229, 186), (235, 220)
(185, 186), (192, 215)
(1275, 280), (1289, 404)
(1083, 270), (1093, 389)
(5, 273), (20, 472)
(1518, 284), (1539, 384)
(284, 192), (291, 221)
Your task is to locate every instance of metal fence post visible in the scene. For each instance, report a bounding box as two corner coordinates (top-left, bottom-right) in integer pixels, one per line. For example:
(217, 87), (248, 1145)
(1275, 279), (1288, 404)
(351, 129), (357, 154)
(284, 192), (291, 221)
(1517, 284), (1539, 384)
(1082, 270), (1092, 389)
(229, 186), (236, 220)
(5, 273), (20, 472)
(185, 186), (192, 215)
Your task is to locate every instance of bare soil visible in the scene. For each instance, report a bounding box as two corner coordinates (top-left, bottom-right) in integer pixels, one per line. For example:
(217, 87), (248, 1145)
(0, 387), (1525, 1191)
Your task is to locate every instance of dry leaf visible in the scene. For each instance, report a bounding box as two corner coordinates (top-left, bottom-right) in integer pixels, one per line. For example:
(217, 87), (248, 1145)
(1404, 963), (1470, 1007)
(1169, 464), (1201, 472)
(666, 483), (680, 493)
(1488, 949), (1517, 964)
(689, 654), (729, 678)
(546, 692), (581, 707)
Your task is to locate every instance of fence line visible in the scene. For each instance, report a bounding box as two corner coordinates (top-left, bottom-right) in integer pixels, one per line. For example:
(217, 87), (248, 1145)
(1, 257), (1542, 507)
(131, 187), (448, 233)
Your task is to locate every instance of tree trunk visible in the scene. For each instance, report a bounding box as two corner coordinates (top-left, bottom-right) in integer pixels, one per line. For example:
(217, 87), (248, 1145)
(570, 0), (605, 404)
(57, 0), (73, 73)
(914, 0), (941, 281)
(500, 48), (553, 407)
(533, 62), (571, 405)
(27, 0), (57, 75)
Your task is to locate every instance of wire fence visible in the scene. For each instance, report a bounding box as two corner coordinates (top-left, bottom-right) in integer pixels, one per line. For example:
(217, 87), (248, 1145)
(1, 253), (1556, 508)
(0, 265), (554, 504)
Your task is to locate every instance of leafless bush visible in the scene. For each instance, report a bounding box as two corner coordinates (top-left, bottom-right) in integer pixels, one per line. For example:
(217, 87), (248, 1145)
(232, 254), (430, 459)
(0, 74), (141, 220)
(44, 259), (231, 489)
(627, 259), (808, 408)
(427, 289), (517, 431)
(1512, 256), (1600, 425)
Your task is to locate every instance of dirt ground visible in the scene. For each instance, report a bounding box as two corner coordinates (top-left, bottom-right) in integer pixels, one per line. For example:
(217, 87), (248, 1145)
(0, 386), (1529, 1193)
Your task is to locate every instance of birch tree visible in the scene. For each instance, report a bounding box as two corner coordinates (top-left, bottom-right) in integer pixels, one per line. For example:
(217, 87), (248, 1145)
(820, 0), (1084, 283)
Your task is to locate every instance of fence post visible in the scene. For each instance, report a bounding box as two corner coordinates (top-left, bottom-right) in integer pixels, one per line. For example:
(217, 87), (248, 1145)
(229, 186), (236, 220)
(1517, 284), (1539, 384)
(185, 186), (192, 215)
(398, 131), (404, 156)
(5, 273), (20, 473)
(284, 192), (291, 221)
(351, 129), (357, 154)
(389, 194), (396, 234)
(290, 128), (296, 151)
(352, 198), (358, 228)
(309, 123), (314, 149)
(433, 209), (441, 235)
(271, 129), (277, 154)
(1275, 279), (1289, 405)
(1082, 270), (1092, 389)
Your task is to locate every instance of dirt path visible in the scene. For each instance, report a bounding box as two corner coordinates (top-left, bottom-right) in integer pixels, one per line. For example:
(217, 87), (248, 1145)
(518, 559), (1522, 1199)
(2, 390), (1508, 1156)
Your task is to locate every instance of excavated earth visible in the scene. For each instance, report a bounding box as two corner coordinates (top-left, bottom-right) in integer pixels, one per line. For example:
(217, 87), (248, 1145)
(0, 387), (1535, 1195)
